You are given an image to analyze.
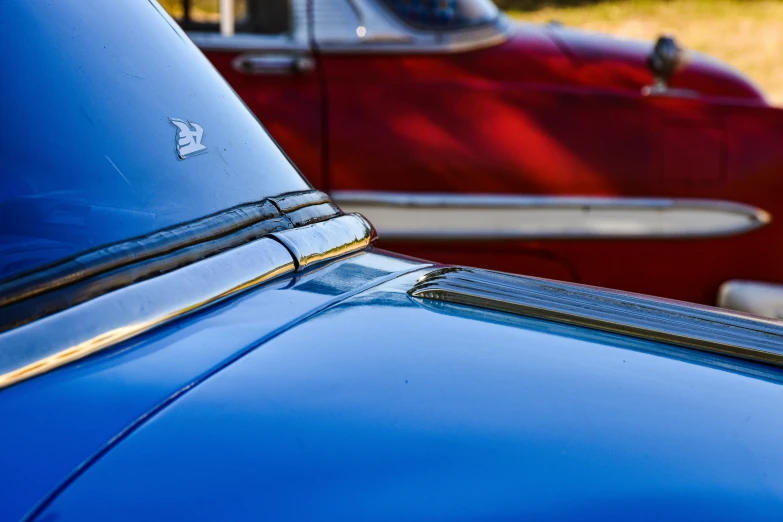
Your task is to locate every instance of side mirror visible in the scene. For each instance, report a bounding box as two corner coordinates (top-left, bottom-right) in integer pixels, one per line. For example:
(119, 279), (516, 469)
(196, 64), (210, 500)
(647, 35), (683, 90)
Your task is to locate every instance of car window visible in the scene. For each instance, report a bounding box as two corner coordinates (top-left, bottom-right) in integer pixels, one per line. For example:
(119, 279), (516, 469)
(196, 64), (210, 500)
(380, 0), (499, 30)
(158, 0), (291, 35)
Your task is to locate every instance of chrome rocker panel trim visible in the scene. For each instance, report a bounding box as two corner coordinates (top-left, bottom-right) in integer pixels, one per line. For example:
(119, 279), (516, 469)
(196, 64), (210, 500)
(333, 191), (771, 240)
(410, 268), (783, 366)
(0, 208), (376, 390)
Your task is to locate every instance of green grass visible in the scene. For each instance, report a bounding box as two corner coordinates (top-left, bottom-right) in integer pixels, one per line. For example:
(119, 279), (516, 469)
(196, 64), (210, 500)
(508, 0), (783, 105)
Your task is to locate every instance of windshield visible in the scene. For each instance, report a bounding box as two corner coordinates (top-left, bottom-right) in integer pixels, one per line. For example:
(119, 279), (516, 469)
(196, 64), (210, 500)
(380, 0), (499, 30)
(0, 0), (309, 283)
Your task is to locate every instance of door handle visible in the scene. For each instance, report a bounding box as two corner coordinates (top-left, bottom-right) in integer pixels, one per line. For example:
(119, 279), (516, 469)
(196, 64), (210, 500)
(232, 54), (315, 75)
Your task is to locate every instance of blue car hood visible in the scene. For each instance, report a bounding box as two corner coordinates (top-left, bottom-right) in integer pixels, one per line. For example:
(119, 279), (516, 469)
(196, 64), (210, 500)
(16, 252), (783, 521)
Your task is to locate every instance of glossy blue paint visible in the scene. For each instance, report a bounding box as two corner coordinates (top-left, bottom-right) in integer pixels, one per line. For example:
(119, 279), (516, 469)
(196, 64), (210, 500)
(0, 252), (427, 522)
(0, 0), (308, 281)
(21, 255), (783, 521)
(4, 1), (783, 520)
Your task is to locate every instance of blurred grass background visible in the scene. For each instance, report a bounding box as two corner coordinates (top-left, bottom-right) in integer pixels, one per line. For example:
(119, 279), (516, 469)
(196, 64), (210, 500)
(497, 0), (783, 105)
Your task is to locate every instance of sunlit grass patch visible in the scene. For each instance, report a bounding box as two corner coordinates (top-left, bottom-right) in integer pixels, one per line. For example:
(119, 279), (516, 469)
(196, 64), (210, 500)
(508, 0), (783, 105)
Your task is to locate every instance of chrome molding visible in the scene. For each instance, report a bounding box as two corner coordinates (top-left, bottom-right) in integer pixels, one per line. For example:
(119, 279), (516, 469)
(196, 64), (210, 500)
(0, 239), (295, 391)
(0, 190), (340, 331)
(0, 206), (376, 390)
(410, 268), (783, 366)
(719, 280), (783, 320)
(271, 214), (376, 270)
(332, 191), (770, 240)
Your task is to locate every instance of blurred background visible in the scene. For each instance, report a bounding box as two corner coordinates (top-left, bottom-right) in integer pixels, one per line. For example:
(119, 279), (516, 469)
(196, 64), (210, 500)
(500, 0), (783, 105)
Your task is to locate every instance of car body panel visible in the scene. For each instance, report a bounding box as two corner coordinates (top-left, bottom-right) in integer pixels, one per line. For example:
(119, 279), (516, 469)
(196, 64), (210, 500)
(0, 0), (309, 281)
(0, 251), (427, 522)
(31, 259), (783, 520)
(4, 2), (783, 520)
(177, 1), (783, 307)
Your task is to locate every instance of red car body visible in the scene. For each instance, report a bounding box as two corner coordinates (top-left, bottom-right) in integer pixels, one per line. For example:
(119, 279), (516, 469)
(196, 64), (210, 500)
(162, 0), (783, 309)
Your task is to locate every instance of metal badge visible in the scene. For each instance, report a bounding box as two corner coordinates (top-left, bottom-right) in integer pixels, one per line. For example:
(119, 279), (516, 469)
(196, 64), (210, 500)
(169, 118), (207, 159)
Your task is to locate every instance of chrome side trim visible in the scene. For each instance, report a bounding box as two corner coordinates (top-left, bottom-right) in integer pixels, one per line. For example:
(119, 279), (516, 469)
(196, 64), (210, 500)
(0, 199), (282, 309)
(332, 191), (770, 240)
(270, 214), (377, 270)
(0, 200), (375, 390)
(410, 268), (783, 366)
(286, 202), (343, 227)
(0, 239), (295, 390)
(0, 190), (337, 331)
(271, 190), (334, 213)
(719, 280), (783, 320)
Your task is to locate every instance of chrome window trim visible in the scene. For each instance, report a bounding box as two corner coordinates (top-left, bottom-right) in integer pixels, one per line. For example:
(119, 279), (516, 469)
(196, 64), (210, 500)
(332, 191), (771, 240)
(314, 0), (511, 54)
(410, 268), (783, 366)
(0, 209), (376, 390)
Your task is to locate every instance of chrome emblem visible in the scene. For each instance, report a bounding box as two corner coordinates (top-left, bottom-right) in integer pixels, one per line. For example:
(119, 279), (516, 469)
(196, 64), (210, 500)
(169, 118), (207, 159)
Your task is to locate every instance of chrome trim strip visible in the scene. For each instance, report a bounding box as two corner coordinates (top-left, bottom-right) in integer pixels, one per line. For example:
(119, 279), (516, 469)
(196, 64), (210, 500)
(0, 190), (337, 331)
(271, 190), (334, 213)
(332, 191), (770, 240)
(0, 200), (376, 390)
(718, 280), (783, 320)
(0, 239), (295, 390)
(410, 268), (783, 366)
(286, 203), (343, 227)
(0, 215), (293, 333)
(270, 214), (377, 270)
(0, 199), (281, 309)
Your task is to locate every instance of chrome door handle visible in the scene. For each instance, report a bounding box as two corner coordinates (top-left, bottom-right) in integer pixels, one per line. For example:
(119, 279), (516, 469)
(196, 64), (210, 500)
(232, 54), (314, 75)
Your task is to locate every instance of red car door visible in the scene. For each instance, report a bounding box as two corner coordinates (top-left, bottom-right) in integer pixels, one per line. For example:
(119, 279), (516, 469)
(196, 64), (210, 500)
(159, 0), (324, 187)
(315, 0), (782, 305)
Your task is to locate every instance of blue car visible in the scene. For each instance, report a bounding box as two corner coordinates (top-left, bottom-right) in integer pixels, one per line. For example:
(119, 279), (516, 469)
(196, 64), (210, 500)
(2, 1), (783, 520)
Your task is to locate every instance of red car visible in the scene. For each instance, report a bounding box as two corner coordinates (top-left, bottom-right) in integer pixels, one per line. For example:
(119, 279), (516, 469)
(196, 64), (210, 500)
(161, 0), (783, 314)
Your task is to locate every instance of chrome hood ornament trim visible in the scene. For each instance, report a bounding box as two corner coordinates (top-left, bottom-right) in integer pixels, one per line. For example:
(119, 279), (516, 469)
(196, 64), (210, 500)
(0, 193), (376, 390)
(410, 268), (783, 366)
